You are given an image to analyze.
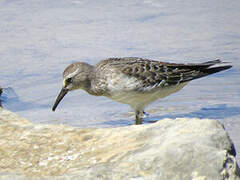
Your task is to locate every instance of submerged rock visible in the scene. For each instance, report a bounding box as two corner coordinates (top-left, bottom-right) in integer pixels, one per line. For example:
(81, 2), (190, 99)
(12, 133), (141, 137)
(0, 108), (239, 180)
(0, 87), (48, 112)
(0, 87), (2, 107)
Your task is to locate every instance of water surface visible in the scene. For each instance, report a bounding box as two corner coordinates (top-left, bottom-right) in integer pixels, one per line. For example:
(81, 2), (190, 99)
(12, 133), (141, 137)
(0, 0), (240, 163)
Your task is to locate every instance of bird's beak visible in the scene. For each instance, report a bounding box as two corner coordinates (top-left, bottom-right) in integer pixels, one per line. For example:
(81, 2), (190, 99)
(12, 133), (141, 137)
(52, 88), (69, 111)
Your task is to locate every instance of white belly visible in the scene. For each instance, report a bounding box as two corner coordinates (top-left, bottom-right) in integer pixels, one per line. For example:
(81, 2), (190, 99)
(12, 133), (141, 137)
(108, 82), (188, 109)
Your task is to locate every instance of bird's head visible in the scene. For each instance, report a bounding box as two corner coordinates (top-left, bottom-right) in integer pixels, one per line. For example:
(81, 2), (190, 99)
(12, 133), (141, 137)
(52, 62), (93, 111)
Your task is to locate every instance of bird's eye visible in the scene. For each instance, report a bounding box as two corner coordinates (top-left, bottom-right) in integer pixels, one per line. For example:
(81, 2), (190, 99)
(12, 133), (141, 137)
(66, 78), (73, 84)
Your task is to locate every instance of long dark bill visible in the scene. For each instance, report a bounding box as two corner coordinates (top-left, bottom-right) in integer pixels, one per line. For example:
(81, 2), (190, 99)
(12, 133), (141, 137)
(52, 88), (69, 111)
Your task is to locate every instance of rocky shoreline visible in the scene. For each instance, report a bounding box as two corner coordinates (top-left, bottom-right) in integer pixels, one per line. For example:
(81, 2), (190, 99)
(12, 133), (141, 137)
(0, 107), (239, 180)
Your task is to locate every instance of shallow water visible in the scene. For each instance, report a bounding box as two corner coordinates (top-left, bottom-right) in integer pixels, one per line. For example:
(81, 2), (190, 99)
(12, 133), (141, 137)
(1, 0), (240, 163)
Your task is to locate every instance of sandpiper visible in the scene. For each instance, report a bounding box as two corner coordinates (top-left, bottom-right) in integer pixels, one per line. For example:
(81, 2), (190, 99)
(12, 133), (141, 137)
(52, 57), (232, 125)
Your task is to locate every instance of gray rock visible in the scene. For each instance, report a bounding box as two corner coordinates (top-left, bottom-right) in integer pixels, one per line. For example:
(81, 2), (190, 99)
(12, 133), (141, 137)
(0, 108), (239, 180)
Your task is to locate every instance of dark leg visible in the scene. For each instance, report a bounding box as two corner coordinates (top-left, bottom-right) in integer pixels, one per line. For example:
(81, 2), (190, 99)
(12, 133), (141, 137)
(135, 109), (143, 125)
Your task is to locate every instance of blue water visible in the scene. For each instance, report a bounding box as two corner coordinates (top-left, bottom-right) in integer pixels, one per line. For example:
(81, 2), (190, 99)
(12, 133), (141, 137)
(0, 0), (240, 163)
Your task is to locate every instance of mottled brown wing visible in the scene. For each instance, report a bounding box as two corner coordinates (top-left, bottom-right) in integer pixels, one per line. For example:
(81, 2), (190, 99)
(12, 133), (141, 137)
(107, 58), (232, 90)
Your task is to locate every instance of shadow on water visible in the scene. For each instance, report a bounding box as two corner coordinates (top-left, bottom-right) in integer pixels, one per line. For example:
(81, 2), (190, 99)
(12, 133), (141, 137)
(0, 87), (50, 112)
(149, 104), (240, 121)
(100, 104), (240, 127)
(0, 88), (2, 107)
(98, 119), (133, 127)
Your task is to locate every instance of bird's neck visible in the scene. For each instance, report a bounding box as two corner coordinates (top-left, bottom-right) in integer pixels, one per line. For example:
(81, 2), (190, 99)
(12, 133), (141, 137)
(79, 68), (100, 96)
(82, 69), (107, 96)
(84, 84), (103, 96)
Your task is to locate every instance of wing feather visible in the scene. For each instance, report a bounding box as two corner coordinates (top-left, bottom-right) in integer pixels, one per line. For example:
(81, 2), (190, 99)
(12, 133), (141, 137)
(99, 58), (232, 91)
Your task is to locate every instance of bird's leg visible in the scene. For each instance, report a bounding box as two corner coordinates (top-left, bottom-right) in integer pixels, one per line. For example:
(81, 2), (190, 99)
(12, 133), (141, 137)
(135, 109), (144, 125)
